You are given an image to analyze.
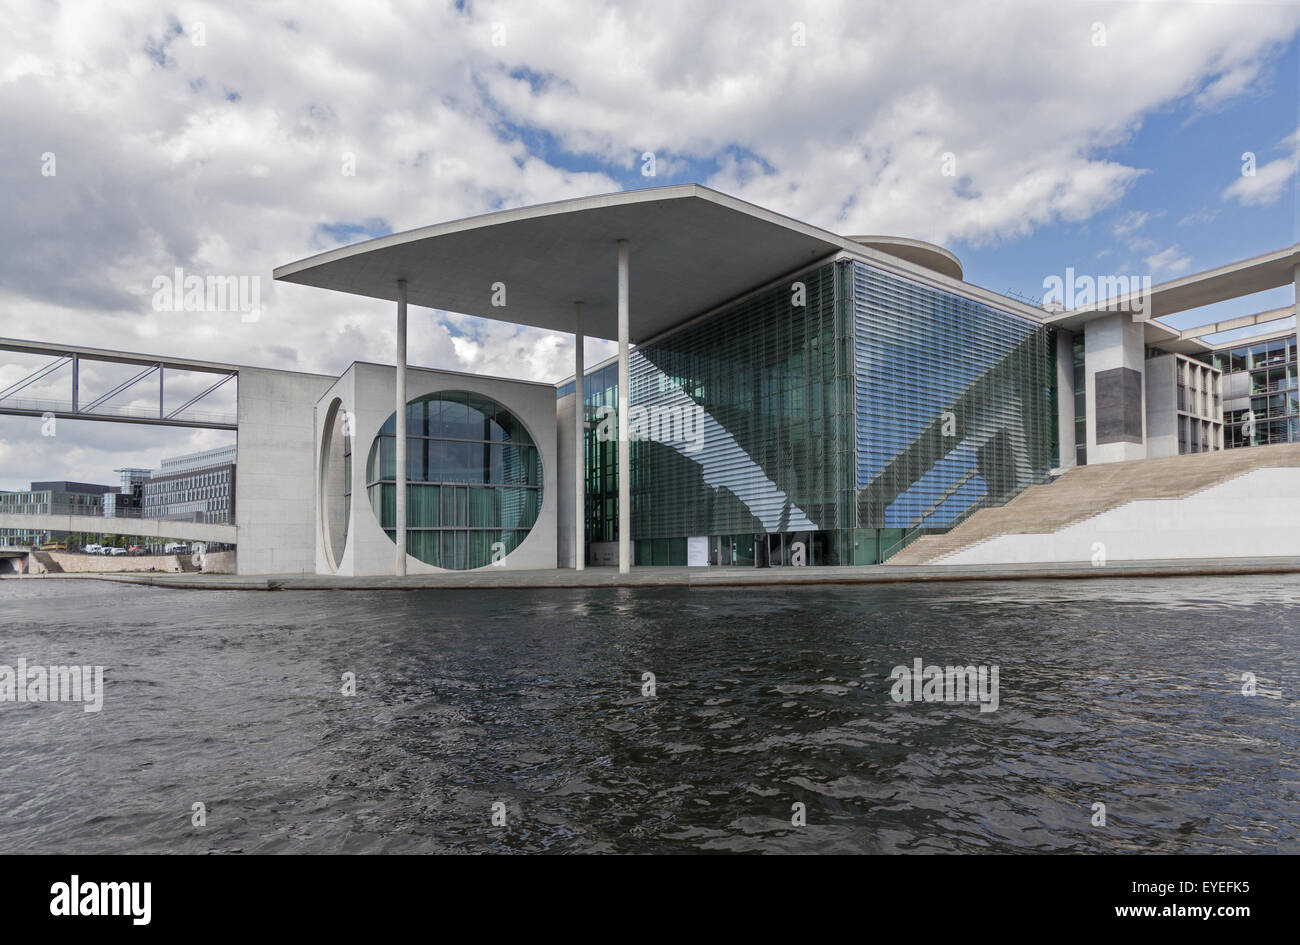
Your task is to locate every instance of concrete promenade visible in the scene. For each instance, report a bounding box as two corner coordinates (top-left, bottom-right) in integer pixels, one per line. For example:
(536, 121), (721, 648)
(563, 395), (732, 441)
(7, 557), (1298, 591)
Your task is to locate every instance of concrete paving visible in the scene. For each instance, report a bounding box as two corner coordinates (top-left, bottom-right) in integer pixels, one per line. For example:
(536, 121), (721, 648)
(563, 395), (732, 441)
(8, 557), (1299, 592)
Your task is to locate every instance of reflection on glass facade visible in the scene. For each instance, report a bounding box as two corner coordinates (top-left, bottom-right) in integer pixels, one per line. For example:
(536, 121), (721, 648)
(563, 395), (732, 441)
(853, 262), (1057, 561)
(582, 362), (620, 547)
(628, 262), (852, 565)
(367, 390), (541, 569)
(564, 256), (1057, 567)
(1208, 335), (1299, 448)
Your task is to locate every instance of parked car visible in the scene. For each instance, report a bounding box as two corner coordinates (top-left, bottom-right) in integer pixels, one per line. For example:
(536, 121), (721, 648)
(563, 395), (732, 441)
(108, 547), (127, 556)
(84, 544), (102, 555)
(163, 542), (188, 554)
(127, 545), (146, 555)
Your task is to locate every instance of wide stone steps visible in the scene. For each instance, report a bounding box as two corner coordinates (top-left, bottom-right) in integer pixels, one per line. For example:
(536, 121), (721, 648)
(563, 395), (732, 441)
(30, 550), (63, 573)
(888, 442), (1300, 565)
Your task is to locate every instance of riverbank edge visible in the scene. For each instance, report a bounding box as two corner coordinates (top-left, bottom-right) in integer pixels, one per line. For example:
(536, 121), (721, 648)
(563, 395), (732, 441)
(5, 556), (1298, 591)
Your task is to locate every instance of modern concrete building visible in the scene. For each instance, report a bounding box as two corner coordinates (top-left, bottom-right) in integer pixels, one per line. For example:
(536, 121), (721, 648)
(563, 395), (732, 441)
(1047, 244), (1299, 467)
(1205, 329), (1298, 448)
(0, 481), (116, 545)
(105, 467), (150, 517)
(3, 185), (1294, 573)
(1143, 352), (1223, 458)
(314, 362), (556, 575)
(143, 445), (237, 524)
(269, 185), (1298, 573)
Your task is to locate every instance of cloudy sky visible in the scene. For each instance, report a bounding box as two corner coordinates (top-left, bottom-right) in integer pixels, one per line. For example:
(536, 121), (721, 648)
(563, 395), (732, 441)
(1, 0), (1297, 489)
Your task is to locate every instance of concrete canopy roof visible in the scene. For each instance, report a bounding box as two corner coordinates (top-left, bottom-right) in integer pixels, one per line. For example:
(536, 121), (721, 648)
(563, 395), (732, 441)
(274, 185), (866, 343)
(1046, 244), (1300, 328)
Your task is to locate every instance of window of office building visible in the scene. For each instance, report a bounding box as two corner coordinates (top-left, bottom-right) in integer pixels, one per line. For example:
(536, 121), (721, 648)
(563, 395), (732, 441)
(569, 259), (1056, 567)
(366, 391), (542, 569)
(625, 261), (853, 564)
(853, 262), (1057, 561)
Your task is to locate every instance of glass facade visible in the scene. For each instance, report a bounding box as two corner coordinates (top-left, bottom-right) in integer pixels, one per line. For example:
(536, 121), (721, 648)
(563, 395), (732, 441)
(582, 361), (620, 546)
(852, 262), (1057, 561)
(626, 261), (852, 565)
(562, 255), (1058, 567)
(366, 390), (542, 569)
(1209, 335), (1299, 448)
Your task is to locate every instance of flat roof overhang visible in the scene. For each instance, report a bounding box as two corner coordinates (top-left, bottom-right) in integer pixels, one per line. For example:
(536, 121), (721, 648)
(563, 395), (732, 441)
(1047, 244), (1300, 330)
(274, 184), (1017, 343)
(275, 185), (853, 342)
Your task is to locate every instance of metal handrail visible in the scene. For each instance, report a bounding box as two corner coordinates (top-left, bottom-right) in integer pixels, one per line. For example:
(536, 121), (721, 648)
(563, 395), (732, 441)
(0, 502), (226, 524)
(0, 395), (235, 425)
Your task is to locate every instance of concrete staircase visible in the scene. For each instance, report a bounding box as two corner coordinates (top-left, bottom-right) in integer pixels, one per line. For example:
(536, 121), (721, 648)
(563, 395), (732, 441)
(30, 550), (63, 573)
(888, 442), (1300, 565)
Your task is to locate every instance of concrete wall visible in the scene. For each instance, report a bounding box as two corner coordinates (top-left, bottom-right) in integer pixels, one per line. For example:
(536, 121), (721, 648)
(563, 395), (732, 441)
(1084, 312), (1147, 464)
(319, 362), (558, 576)
(1144, 354), (1178, 458)
(939, 466), (1300, 564)
(45, 551), (191, 573)
(199, 549), (236, 573)
(236, 367), (336, 575)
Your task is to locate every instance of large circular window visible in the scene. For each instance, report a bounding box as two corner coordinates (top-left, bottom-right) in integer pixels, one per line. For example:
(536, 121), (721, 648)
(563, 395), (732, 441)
(366, 391), (542, 569)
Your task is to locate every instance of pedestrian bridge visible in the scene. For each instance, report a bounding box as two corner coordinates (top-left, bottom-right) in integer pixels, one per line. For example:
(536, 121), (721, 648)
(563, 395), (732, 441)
(0, 513), (236, 544)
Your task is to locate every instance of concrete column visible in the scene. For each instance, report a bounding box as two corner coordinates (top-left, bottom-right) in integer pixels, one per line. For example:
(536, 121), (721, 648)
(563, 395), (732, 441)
(1084, 312), (1147, 464)
(617, 239), (630, 575)
(574, 301), (585, 571)
(395, 279), (407, 576)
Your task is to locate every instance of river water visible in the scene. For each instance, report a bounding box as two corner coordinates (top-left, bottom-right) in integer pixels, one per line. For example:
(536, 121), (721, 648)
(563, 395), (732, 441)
(0, 575), (1295, 853)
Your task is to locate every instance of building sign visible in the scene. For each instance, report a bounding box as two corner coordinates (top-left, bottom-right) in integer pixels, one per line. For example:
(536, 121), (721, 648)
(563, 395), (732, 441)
(687, 536), (709, 567)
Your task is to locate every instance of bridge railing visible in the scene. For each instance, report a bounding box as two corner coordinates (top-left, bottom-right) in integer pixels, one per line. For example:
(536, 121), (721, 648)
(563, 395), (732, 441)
(0, 502), (230, 525)
(0, 395), (235, 427)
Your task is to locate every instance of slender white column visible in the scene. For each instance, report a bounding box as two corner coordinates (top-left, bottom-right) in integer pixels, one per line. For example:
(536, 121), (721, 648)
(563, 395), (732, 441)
(395, 279), (408, 576)
(574, 301), (586, 571)
(617, 240), (630, 574)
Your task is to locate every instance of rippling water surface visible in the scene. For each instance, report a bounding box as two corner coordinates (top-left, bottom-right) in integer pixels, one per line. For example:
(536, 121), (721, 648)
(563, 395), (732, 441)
(0, 576), (1295, 853)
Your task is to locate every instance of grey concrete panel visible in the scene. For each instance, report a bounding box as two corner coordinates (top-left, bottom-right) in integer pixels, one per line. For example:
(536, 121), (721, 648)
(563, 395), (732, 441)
(1095, 366), (1143, 445)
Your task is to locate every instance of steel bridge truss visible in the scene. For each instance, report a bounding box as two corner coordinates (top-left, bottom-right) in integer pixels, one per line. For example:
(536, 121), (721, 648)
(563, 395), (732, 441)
(0, 338), (238, 430)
